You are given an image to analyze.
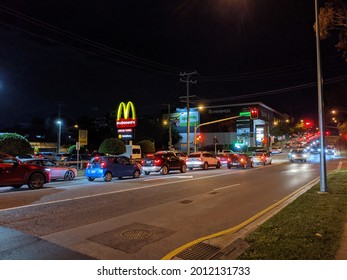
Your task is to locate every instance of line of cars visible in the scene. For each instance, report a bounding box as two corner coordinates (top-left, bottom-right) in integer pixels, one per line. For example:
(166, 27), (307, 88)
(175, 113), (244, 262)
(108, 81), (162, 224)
(287, 143), (336, 163)
(84, 149), (274, 183)
(1, 148), (273, 189)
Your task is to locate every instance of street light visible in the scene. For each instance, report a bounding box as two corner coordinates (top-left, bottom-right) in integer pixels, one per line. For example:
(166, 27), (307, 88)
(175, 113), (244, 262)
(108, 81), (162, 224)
(315, 0), (327, 193)
(57, 120), (62, 153)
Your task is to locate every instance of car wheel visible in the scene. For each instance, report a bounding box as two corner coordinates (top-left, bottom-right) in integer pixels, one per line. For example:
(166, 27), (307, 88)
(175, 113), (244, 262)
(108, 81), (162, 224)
(250, 162), (254, 168)
(64, 170), (75, 180)
(263, 161), (266, 166)
(216, 161), (221, 169)
(145, 171), (150, 175)
(28, 172), (45, 189)
(203, 162), (208, 170)
(87, 177), (95, 181)
(189, 167), (193, 171)
(104, 171), (112, 182)
(133, 169), (141, 178)
(227, 164), (231, 169)
(160, 165), (169, 175)
(243, 163), (247, 169)
(180, 164), (187, 173)
(269, 160), (272, 165)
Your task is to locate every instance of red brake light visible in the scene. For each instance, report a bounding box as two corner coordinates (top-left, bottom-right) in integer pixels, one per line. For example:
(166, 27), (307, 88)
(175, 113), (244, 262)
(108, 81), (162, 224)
(87, 162), (91, 168)
(154, 159), (162, 165)
(100, 162), (106, 168)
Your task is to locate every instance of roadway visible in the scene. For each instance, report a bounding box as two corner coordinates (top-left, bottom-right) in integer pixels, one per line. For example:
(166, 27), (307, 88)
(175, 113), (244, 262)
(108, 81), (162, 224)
(0, 152), (341, 259)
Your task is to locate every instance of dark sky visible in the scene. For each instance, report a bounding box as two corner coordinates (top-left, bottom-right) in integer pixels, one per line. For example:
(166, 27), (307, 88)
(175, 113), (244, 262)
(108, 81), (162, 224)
(0, 0), (347, 129)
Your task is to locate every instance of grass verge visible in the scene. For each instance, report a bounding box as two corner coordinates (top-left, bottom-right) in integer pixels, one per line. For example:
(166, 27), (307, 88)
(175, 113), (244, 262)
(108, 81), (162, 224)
(238, 168), (347, 260)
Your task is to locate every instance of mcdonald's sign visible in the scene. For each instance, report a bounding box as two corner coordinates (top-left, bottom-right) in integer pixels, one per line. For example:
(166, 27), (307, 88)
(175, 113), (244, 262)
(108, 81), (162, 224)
(116, 101), (137, 128)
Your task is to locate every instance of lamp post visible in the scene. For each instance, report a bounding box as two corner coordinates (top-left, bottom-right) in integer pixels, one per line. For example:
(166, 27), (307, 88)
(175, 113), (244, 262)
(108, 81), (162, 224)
(57, 120), (62, 154)
(315, 0), (327, 193)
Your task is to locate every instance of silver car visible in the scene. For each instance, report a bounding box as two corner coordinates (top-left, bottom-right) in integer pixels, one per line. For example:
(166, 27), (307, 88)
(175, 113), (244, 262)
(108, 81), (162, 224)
(288, 148), (308, 162)
(186, 152), (221, 170)
(22, 159), (77, 180)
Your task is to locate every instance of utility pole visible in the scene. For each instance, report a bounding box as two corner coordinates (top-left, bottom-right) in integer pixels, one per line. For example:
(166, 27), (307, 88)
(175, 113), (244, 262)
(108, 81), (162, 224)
(315, 0), (328, 193)
(180, 71), (197, 153)
(167, 104), (172, 150)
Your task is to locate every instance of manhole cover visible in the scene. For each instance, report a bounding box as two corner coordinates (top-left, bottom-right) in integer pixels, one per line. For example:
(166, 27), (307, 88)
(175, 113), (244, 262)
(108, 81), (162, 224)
(121, 229), (152, 240)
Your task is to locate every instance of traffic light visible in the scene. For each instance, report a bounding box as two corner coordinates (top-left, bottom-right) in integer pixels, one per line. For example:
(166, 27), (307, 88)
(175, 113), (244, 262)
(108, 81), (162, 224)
(250, 107), (258, 120)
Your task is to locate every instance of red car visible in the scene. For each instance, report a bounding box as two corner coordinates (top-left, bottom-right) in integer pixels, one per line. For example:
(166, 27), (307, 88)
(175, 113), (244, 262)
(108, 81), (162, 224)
(0, 153), (51, 189)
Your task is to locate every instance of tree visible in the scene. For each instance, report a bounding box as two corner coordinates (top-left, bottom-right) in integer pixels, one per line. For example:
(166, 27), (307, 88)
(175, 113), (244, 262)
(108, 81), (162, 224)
(317, 1), (347, 61)
(68, 144), (87, 154)
(98, 138), (126, 155)
(0, 133), (32, 156)
(137, 140), (155, 156)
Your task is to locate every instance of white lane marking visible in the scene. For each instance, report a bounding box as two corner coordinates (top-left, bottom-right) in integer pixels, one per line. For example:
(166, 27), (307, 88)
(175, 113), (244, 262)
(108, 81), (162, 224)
(214, 184), (240, 191)
(144, 175), (194, 181)
(0, 172), (234, 212)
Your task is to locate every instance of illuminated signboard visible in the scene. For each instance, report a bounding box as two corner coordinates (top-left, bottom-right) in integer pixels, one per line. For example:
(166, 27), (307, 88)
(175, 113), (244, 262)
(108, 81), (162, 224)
(116, 101), (137, 128)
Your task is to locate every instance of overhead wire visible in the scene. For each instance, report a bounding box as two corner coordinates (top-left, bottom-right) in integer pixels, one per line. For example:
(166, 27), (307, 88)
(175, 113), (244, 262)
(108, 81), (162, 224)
(0, 5), (187, 75)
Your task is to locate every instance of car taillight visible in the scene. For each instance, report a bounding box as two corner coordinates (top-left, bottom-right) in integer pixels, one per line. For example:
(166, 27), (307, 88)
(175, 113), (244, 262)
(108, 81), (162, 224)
(87, 162), (91, 168)
(100, 162), (106, 168)
(240, 158), (244, 162)
(154, 159), (162, 165)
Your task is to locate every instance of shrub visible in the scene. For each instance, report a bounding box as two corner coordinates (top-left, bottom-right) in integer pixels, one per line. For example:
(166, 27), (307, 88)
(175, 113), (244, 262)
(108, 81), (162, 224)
(0, 133), (32, 156)
(137, 140), (155, 156)
(98, 138), (126, 155)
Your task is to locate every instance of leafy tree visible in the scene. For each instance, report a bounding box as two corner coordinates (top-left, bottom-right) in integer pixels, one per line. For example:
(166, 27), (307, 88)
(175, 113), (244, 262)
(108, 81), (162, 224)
(0, 133), (32, 156)
(270, 122), (291, 138)
(137, 140), (155, 156)
(68, 144), (87, 154)
(317, 1), (347, 60)
(98, 138), (126, 155)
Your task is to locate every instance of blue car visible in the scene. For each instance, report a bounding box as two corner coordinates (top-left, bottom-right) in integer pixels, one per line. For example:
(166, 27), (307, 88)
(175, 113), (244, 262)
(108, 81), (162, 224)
(85, 156), (142, 182)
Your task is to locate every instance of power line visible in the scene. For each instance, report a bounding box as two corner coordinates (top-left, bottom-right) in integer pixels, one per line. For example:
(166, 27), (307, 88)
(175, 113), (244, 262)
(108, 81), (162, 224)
(0, 5), (187, 75)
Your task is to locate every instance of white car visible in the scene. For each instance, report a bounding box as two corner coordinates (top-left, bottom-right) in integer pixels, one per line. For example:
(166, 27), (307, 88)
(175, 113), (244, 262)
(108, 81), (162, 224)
(270, 146), (282, 154)
(186, 152), (221, 170)
(22, 159), (77, 180)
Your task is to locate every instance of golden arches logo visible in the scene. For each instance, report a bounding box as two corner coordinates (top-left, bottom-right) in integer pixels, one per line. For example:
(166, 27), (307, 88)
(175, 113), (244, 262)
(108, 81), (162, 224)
(116, 101), (137, 128)
(117, 101), (136, 120)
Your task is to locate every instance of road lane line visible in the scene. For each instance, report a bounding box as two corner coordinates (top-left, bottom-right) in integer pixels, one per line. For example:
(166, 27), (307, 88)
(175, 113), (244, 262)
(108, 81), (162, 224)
(214, 184), (240, 191)
(0, 172), (237, 212)
(144, 175), (194, 181)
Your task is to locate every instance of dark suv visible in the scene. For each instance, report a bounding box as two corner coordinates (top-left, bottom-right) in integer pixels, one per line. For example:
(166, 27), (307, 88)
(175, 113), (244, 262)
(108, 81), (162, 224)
(0, 153), (51, 189)
(141, 151), (187, 175)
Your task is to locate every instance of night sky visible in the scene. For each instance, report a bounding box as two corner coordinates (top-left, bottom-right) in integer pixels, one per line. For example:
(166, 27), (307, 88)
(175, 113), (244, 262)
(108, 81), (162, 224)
(0, 0), (347, 129)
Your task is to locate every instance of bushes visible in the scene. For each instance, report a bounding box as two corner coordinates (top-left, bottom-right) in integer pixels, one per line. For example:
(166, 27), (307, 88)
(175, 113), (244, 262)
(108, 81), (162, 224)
(98, 138), (126, 155)
(137, 140), (155, 156)
(0, 133), (32, 156)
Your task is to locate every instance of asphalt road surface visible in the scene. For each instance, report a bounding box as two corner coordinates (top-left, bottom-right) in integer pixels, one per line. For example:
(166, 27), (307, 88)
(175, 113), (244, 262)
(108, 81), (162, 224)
(0, 153), (341, 259)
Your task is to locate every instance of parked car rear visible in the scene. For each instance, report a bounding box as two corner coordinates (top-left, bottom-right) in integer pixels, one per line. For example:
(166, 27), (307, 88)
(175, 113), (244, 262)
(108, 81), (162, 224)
(186, 151), (221, 170)
(0, 153), (51, 189)
(250, 150), (272, 166)
(141, 151), (187, 175)
(227, 153), (254, 169)
(85, 155), (142, 182)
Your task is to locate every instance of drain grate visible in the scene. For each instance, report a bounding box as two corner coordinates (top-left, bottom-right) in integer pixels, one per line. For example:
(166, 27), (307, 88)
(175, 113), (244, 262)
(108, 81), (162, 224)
(121, 229), (152, 240)
(176, 242), (221, 260)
